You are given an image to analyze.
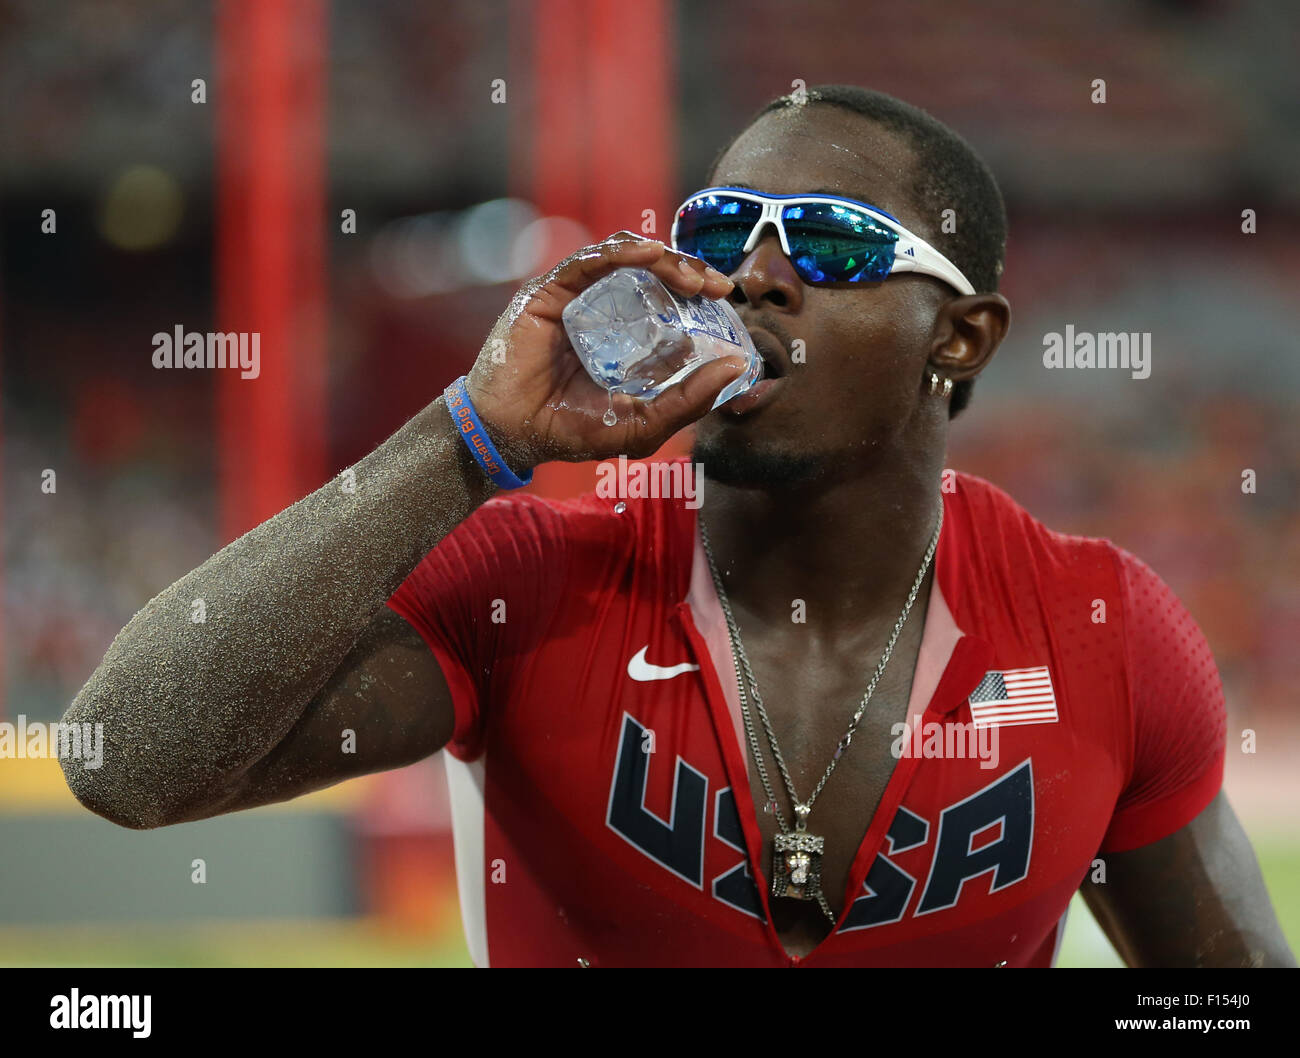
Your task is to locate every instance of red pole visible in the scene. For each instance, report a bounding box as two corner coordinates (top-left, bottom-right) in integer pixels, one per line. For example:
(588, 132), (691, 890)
(216, 0), (327, 542)
(0, 283), (6, 721)
(522, 0), (678, 498)
(524, 0), (589, 222)
(586, 0), (674, 244)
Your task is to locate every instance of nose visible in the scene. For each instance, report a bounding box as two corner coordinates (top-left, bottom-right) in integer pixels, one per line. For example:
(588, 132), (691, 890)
(728, 226), (803, 314)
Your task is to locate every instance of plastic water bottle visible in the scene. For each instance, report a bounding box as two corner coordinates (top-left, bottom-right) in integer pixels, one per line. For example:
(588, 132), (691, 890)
(562, 268), (762, 420)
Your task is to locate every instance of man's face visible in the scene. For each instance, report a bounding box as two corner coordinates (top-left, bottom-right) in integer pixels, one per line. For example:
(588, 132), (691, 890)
(691, 105), (952, 488)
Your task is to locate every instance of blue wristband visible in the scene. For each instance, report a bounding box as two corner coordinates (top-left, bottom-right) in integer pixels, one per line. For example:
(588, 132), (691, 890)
(444, 375), (533, 490)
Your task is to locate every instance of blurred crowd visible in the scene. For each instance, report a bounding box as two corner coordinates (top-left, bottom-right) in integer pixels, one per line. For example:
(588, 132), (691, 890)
(956, 393), (1300, 730)
(5, 356), (1296, 730)
(3, 0), (1298, 738)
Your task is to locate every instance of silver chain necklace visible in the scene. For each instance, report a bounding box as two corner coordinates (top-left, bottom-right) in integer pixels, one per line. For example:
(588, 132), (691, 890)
(699, 503), (943, 924)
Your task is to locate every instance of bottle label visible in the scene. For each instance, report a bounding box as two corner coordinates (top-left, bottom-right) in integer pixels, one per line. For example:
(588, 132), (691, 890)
(661, 289), (745, 348)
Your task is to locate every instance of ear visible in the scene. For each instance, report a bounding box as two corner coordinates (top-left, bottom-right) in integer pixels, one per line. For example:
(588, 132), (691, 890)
(927, 293), (1011, 382)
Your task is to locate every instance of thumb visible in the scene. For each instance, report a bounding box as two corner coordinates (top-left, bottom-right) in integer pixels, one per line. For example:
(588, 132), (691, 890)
(645, 355), (750, 431)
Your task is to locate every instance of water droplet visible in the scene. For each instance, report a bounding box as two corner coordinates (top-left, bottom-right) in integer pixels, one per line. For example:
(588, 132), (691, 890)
(603, 391), (617, 426)
(614, 501), (626, 514)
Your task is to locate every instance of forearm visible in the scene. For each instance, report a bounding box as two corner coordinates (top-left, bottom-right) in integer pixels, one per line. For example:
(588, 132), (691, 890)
(61, 394), (499, 828)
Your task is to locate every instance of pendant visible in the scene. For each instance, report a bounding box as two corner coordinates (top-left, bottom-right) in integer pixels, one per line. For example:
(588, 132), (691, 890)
(771, 831), (825, 901)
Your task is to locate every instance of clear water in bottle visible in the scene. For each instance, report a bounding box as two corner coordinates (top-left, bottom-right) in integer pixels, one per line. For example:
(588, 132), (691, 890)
(562, 267), (762, 413)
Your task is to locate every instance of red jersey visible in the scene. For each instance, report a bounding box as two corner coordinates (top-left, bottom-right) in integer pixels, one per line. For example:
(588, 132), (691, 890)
(386, 463), (1226, 967)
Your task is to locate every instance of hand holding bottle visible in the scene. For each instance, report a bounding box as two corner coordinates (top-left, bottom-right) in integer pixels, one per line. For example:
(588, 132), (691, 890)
(463, 232), (748, 471)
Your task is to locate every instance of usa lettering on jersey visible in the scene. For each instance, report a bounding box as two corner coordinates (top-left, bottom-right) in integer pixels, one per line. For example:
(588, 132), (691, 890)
(606, 713), (1034, 927)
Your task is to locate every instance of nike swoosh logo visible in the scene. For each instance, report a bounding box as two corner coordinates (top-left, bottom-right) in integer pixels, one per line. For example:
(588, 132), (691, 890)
(627, 645), (700, 682)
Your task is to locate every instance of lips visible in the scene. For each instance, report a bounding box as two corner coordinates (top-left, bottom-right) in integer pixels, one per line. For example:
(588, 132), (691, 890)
(747, 327), (790, 379)
(719, 325), (791, 417)
(719, 374), (784, 415)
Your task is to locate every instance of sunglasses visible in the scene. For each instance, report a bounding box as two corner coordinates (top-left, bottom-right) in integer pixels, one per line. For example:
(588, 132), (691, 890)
(671, 186), (974, 296)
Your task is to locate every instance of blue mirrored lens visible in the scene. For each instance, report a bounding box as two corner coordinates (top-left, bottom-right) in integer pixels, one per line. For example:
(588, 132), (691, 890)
(782, 202), (897, 283)
(674, 194), (762, 275)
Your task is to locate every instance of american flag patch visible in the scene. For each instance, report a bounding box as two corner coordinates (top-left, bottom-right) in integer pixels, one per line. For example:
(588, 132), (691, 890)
(968, 667), (1058, 728)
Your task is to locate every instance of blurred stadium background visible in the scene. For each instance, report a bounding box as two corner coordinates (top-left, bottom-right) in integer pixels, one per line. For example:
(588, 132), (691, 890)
(1, 0), (1297, 967)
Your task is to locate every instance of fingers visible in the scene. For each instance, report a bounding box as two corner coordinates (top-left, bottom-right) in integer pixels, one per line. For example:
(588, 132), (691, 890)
(642, 241), (735, 301)
(548, 233), (663, 295)
(529, 233), (733, 320)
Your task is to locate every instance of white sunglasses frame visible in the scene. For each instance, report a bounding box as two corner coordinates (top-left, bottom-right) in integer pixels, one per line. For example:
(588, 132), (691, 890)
(671, 186), (975, 297)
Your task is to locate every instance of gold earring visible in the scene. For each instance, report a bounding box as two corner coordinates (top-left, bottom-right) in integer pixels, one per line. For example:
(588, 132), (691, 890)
(942, 377), (953, 398)
(928, 372), (940, 395)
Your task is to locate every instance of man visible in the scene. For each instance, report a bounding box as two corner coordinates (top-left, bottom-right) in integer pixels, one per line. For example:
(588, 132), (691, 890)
(62, 85), (1293, 967)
